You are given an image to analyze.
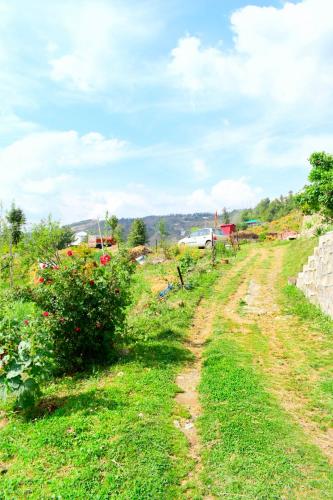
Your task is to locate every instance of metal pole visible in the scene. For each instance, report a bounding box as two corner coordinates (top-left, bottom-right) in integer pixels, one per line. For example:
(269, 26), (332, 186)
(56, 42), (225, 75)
(97, 218), (104, 253)
(9, 233), (13, 288)
(177, 266), (184, 287)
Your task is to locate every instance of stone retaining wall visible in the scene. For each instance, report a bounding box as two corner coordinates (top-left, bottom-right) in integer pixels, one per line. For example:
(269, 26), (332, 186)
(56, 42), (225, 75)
(296, 232), (333, 318)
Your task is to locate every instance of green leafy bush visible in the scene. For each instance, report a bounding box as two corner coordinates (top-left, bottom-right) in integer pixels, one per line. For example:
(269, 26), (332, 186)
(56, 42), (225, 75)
(31, 249), (134, 372)
(0, 314), (53, 409)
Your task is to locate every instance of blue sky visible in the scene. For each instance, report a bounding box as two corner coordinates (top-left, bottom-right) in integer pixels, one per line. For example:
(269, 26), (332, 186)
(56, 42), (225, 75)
(0, 0), (332, 223)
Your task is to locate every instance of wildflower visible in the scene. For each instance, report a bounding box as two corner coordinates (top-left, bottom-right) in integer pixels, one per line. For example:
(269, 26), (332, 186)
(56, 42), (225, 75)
(67, 250), (73, 256)
(89, 280), (95, 286)
(24, 319), (29, 325)
(100, 254), (111, 266)
(38, 277), (45, 283)
(74, 327), (81, 332)
(53, 265), (59, 270)
(42, 311), (50, 317)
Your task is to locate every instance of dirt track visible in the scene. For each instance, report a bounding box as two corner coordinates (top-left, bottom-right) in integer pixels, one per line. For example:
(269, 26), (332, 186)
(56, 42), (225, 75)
(176, 244), (333, 495)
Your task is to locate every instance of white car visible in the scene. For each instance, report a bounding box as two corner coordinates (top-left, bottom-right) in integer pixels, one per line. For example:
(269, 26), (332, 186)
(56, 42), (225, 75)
(178, 227), (227, 249)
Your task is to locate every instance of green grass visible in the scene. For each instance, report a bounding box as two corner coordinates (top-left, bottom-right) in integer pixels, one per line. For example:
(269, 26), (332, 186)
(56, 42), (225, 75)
(199, 320), (333, 499)
(0, 249), (250, 499)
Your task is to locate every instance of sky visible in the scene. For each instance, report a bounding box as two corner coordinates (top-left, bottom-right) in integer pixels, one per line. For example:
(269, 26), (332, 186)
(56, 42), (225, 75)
(0, 0), (333, 224)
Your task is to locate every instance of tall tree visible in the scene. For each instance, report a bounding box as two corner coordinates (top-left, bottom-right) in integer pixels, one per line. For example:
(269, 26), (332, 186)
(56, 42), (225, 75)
(6, 203), (26, 245)
(156, 218), (169, 245)
(296, 151), (333, 220)
(127, 219), (148, 247)
(221, 207), (230, 224)
(105, 212), (119, 239)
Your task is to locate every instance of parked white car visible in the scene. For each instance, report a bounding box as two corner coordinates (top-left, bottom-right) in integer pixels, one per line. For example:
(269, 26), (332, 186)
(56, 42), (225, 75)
(178, 227), (227, 249)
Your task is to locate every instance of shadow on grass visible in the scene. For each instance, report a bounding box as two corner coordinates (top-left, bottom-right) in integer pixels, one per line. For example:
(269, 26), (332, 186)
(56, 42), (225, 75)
(124, 340), (194, 368)
(32, 388), (126, 420)
(154, 328), (184, 342)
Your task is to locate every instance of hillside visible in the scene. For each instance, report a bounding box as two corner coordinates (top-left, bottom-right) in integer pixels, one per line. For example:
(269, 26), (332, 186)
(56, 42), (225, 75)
(68, 210), (241, 243)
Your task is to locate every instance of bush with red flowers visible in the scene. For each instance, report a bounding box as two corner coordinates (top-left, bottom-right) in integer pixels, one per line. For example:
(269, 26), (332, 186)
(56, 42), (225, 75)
(32, 249), (134, 372)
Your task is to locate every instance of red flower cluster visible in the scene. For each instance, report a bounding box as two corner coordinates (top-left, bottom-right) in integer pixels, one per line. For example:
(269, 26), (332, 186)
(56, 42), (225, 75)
(100, 254), (111, 266)
(39, 277), (45, 283)
(67, 250), (73, 257)
(42, 311), (50, 317)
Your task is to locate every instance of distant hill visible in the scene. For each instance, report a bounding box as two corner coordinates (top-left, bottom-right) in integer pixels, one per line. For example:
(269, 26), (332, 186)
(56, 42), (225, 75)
(68, 210), (241, 244)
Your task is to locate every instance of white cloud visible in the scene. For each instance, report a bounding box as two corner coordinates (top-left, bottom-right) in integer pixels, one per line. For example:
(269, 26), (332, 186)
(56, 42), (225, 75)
(192, 159), (210, 180)
(168, 0), (333, 107)
(55, 177), (261, 224)
(49, 1), (160, 92)
(0, 130), (128, 184)
(23, 175), (71, 194)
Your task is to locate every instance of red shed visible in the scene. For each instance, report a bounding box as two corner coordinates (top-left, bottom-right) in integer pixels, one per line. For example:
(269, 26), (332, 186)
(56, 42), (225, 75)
(220, 223), (236, 235)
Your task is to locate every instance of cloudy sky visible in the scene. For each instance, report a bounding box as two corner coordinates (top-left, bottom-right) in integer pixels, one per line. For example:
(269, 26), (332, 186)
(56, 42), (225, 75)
(1, 0), (332, 223)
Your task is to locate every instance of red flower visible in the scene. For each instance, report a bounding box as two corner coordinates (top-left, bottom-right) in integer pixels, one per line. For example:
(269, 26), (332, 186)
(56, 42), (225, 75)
(100, 254), (111, 266)
(67, 250), (73, 256)
(89, 280), (95, 286)
(53, 265), (59, 270)
(38, 277), (45, 283)
(41, 263), (47, 269)
(42, 311), (50, 317)
(24, 320), (29, 325)
(74, 327), (81, 332)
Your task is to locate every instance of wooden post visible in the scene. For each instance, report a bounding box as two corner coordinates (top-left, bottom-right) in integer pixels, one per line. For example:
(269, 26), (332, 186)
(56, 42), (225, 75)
(177, 266), (184, 287)
(155, 239), (158, 252)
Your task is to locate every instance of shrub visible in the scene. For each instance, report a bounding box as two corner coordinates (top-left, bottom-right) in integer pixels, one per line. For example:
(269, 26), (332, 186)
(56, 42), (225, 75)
(31, 249), (134, 372)
(0, 313), (53, 409)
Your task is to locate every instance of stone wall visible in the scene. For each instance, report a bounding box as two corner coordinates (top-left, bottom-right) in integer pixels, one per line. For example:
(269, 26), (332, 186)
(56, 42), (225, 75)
(297, 231), (333, 318)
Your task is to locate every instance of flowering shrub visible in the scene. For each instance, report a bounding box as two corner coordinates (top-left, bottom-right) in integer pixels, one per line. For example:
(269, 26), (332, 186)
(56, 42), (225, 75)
(32, 249), (134, 372)
(0, 314), (53, 409)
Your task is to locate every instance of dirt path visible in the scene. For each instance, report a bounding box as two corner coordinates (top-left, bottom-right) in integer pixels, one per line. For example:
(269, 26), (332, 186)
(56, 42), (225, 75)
(223, 245), (333, 465)
(175, 249), (256, 496)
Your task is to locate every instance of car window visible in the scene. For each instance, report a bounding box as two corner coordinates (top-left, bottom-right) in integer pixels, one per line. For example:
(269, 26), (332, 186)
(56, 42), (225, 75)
(202, 229), (210, 235)
(191, 231), (199, 237)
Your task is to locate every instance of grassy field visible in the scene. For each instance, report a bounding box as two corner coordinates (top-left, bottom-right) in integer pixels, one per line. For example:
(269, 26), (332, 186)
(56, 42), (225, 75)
(0, 248), (249, 499)
(1, 239), (333, 499)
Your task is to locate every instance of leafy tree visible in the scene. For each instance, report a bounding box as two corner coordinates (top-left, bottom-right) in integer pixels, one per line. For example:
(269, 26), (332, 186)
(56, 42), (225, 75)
(296, 152), (333, 220)
(23, 216), (74, 263)
(156, 218), (169, 244)
(127, 219), (148, 247)
(221, 207), (230, 224)
(6, 204), (26, 246)
(105, 212), (119, 239)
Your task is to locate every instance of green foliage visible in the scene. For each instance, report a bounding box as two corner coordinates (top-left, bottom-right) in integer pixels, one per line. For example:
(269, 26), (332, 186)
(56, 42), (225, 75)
(23, 216), (74, 264)
(105, 212), (118, 238)
(0, 303), (53, 409)
(240, 192), (296, 225)
(221, 207), (230, 224)
(156, 218), (169, 244)
(31, 249), (134, 372)
(6, 203), (26, 246)
(296, 151), (333, 220)
(127, 218), (148, 247)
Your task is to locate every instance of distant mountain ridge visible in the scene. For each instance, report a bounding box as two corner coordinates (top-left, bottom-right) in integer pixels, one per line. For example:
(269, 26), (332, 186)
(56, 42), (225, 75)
(68, 211), (241, 244)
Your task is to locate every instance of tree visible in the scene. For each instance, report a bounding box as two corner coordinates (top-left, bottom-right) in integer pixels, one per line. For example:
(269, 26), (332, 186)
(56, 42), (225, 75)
(6, 203), (26, 246)
(105, 212), (119, 239)
(296, 152), (333, 220)
(221, 207), (230, 224)
(24, 216), (74, 263)
(156, 218), (169, 245)
(127, 219), (148, 247)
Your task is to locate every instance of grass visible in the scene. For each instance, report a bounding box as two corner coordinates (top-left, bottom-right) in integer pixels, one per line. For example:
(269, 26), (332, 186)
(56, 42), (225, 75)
(278, 238), (333, 429)
(199, 319), (333, 499)
(0, 248), (249, 499)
